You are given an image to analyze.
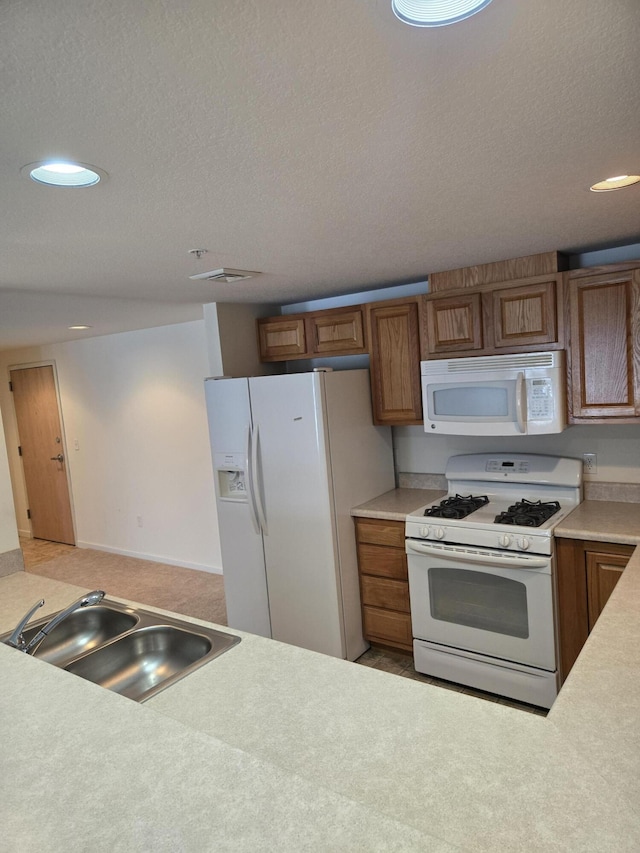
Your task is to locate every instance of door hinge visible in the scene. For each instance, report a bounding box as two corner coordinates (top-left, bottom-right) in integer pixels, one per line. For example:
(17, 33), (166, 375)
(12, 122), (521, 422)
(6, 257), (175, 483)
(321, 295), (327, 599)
(8, 381), (13, 392)
(26, 509), (31, 519)
(18, 446), (22, 456)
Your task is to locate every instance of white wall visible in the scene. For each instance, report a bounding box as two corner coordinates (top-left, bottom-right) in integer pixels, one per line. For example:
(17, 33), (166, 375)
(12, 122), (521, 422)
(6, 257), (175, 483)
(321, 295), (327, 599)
(394, 423), (640, 484)
(0, 404), (20, 555)
(0, 320), (222, 572)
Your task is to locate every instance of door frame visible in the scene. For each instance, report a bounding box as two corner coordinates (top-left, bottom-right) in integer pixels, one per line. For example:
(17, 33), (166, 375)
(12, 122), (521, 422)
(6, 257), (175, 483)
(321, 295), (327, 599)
(6, 359), (77, 542)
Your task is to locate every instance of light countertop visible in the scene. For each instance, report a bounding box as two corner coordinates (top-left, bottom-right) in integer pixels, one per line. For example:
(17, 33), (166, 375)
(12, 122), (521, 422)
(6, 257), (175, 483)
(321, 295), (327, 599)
(351, 487), (445, 520)
(2, 544), (640, 852)
(555, 499), (640, 545)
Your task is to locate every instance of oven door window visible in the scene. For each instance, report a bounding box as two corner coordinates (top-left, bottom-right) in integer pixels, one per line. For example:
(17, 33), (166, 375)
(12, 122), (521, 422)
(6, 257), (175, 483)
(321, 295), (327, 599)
(428, 567), (529, 639)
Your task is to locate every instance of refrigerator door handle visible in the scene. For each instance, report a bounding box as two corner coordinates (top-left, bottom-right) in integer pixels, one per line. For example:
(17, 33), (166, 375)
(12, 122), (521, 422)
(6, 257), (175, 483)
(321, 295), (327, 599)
(245, 425), (261, 535)
(252, 423), (268, 535)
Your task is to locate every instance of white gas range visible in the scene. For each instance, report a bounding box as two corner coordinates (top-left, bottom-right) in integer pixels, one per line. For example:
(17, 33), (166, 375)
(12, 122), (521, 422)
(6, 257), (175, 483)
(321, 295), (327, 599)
(405, 453), (582, 709)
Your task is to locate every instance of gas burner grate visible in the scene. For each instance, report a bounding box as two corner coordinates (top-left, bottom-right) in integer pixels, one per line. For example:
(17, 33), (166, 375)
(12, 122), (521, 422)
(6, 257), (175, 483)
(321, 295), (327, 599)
(494, 499), (561, 528)
(424, 494), (490, 520)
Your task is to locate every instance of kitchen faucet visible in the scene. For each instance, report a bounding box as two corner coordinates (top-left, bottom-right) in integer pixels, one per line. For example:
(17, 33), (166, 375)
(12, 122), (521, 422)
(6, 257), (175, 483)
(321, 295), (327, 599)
(4, 590), (106, 655)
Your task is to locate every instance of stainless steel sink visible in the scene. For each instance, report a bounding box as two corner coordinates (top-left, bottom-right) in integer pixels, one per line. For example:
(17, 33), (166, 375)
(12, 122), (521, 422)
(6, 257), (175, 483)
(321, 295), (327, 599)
(1, 598), (240, 701)
(19, 606), (139, 667)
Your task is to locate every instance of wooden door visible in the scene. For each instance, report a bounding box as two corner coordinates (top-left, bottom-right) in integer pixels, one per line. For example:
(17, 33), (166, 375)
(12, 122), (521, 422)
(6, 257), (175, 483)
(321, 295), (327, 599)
(366, 298), (423, 426)
(10, 365), (75, 544)
(306, 307), (366, 355)
(257, 316), (307, 360)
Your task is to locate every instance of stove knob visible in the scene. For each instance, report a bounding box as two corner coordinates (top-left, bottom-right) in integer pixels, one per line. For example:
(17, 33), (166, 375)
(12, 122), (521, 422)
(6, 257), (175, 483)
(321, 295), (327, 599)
(518, 537), (531, 551)
(435, 527), (446, 540)
(419, 525), (431, 538)
(498, 534), (512, 548)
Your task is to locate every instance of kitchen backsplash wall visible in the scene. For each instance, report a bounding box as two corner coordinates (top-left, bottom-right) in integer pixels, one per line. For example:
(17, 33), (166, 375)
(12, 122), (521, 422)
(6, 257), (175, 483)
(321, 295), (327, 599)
(394, 423), (640, 486)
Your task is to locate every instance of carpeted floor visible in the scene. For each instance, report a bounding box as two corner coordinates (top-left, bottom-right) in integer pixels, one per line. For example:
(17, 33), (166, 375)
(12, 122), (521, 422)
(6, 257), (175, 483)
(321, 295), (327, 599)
(21, 538), (227, 625)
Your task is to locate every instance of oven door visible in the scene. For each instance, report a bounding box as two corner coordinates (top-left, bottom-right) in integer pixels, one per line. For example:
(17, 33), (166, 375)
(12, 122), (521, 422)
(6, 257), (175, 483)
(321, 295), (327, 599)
(406, 540), (556, 671)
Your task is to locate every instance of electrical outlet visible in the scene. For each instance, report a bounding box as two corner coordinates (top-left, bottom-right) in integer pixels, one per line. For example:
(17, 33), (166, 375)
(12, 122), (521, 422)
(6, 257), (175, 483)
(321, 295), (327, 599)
(582, 453), (597, 474)
(136, 515), (143, 528)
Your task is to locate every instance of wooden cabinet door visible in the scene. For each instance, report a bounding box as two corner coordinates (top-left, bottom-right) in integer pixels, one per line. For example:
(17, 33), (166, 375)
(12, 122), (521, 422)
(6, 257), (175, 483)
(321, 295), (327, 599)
(586, 549), (630, 630)
(492, 280), (559, 349)
(257, 316), (307, 360)
(366, 298), (423, 425)
(556, 538), (633, 682)
(425, 292), (483, 354)
(568, 270), (640, 419)
(307, 307), (366, 355)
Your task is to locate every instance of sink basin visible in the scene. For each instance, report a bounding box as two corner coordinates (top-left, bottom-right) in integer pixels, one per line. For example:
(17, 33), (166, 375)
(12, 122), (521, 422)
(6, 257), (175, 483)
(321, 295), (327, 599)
(66, 625), (221, 701)
(1, 598), (240, 701)
(19, 606), (138, 667)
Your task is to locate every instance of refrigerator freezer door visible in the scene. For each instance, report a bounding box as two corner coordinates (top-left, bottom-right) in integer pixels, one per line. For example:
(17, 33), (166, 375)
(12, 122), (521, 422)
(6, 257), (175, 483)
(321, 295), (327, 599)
(205, 378), (271, 638)
(248, 372), (345, 658)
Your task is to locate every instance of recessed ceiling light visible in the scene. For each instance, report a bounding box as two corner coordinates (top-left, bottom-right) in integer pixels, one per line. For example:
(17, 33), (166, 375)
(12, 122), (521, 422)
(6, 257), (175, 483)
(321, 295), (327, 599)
(590, 174), (640, 192)
(391, 0), (493, 27)
(68, 325), (92, 330)
(22, 160), (106, 187)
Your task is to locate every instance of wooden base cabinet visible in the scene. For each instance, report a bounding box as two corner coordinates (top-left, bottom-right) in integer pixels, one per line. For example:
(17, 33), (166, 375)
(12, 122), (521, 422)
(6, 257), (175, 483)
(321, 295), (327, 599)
(355, 517), (413, 652)
(556, 538), (634, 682)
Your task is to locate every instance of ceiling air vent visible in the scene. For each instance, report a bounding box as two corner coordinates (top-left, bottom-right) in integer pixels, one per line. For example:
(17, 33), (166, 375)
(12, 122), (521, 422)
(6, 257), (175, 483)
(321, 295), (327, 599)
(189, 268), (260, 283)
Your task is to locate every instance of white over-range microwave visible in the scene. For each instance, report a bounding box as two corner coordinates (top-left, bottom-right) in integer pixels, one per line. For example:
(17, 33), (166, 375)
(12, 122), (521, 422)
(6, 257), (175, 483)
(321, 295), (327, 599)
(421, 350), (566, 436)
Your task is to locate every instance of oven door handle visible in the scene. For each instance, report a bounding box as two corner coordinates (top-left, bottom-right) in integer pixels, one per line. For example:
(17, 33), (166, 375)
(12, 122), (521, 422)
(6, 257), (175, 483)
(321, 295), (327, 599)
(406, 540), (550, 569)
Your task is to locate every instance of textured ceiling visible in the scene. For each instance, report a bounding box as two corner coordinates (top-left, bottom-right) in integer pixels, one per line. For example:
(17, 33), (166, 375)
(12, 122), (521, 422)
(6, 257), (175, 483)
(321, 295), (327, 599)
(1, 0), (639, 348)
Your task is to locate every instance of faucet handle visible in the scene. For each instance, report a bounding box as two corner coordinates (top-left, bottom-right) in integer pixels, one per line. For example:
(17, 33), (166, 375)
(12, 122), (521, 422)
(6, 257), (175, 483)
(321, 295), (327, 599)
(5, 599), (45, 649)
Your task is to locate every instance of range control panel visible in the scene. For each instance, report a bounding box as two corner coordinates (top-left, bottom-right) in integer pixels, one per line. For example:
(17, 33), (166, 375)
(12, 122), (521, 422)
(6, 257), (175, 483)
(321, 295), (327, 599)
(485, 459), (530, 474)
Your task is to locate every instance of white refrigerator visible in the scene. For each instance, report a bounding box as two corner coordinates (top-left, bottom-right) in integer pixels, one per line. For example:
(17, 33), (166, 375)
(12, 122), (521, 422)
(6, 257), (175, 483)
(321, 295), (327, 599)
(205, 369), (395, 660)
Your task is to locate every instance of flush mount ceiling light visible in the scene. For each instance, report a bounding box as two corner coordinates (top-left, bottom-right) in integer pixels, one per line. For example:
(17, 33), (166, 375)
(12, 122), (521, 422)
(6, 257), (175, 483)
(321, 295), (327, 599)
(189, 268), (261, 283)
(391, 0), (493, 27)
(21, 160), (106, 187)
(589, 174), (640, 192)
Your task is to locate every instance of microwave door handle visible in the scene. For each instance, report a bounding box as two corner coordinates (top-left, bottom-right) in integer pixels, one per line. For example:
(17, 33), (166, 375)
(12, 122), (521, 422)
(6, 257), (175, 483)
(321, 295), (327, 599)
(515, 372), (527, 433)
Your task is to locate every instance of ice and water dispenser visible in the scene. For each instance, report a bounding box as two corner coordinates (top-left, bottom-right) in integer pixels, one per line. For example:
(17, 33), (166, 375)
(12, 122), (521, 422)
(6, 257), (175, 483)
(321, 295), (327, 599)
(214, 453), (248, 501)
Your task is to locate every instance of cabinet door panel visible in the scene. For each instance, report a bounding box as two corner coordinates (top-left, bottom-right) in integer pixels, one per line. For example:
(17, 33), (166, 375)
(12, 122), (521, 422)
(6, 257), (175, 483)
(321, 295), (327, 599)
(361, 576), (410, 612)
(493, 281), (557, 348)
(425, 293), (482, 353)
(257, 317), (307, 360)
(308, 308), (366, 355)
(569, 272), (640, 418)
(357, 542), (408, 580)
(586, 551), (629, 630)
(367, 300), (423, 425)
(363, 606), (413, 649)
(356, 518), (405, 549)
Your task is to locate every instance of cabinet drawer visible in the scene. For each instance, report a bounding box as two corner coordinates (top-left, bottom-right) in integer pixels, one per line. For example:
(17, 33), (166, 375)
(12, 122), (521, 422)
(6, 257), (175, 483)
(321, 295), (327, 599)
(363, 606), (413, 649)
(358, 543), (408, 580)
(361, 575), (410, 612)
(356, 518), (405, 549)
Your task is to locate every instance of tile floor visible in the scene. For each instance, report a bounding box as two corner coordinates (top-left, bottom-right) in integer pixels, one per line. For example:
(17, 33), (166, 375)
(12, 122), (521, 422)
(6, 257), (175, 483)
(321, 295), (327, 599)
(20, 536), (546, 716)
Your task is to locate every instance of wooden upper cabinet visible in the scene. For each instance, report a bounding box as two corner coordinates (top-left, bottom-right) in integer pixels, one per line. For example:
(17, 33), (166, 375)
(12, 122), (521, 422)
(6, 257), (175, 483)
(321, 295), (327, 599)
(423, 274), (563, 358)
(425, 292), (483, 354)
(568, 268), (640, 421)
(492, 280), (558, 349)
(306, 306), (366, 355)
(366, 297), (423, 426)
(257, 306), (366, 361)
(257, 316), (307, 361)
